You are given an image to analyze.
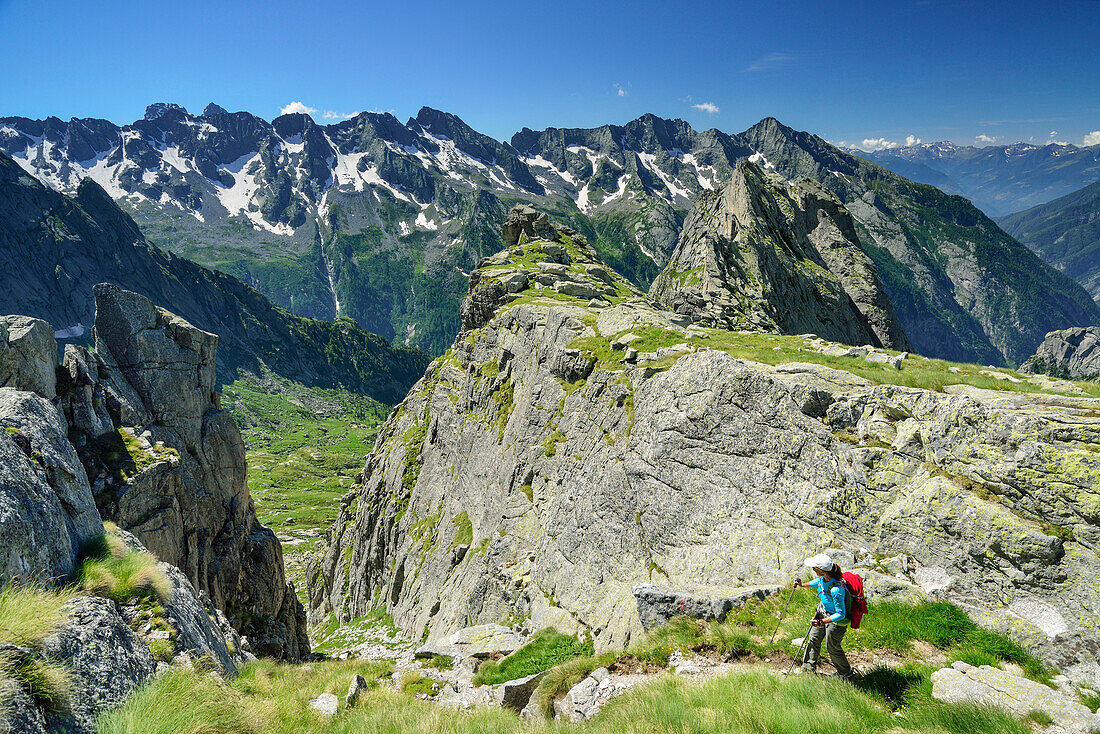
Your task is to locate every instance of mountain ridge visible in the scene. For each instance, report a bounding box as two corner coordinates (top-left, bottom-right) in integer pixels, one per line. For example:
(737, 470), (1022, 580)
(4, 105), (1096, 364)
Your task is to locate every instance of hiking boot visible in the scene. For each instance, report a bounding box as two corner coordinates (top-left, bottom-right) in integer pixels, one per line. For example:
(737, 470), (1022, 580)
(828, 672), (855, 682)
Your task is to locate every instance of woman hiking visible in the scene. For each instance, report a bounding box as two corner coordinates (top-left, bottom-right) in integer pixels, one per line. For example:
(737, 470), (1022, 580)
(792, 552), (854, 680)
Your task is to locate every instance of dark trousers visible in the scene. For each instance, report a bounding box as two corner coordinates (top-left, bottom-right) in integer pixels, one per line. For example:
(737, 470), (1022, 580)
(802, 607), (852, 677)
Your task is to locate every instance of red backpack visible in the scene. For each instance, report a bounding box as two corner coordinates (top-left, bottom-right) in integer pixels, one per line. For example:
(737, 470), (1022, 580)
(842, 572), (868, 629)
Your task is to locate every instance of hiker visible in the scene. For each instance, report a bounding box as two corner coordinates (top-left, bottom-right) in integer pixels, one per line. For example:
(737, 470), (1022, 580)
(792, 552), (854, 679)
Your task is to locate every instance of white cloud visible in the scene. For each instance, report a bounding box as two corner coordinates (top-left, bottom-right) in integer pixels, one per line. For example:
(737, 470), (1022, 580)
(975, 133), (996, 143)
(905, 134), (921, 146)
(692, 102), (720, 115)
(1083, 131), (1100, 146)
(323, 110), (359, 120)
(745, 52), (797, 73)
(614, 83), (627, 97)
(859, 137), (898, 151)
(280, 101), (317, 116)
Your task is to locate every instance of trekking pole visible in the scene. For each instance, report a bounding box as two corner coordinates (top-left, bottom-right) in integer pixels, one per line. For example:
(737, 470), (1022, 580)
(767, 578), (800, 647)
(785, 621), (815, 676)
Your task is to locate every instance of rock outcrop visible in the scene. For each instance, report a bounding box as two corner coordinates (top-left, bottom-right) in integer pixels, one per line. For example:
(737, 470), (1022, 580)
(650, 159), (909, 350)
(0, 316), (59, 400)
(310, 208), (1100, 683)
(59, 284), (308, 660)
(932, 661), (1100, 733)
(0, 388), (102, 584)
(1022, 327), (1100, 381)
(40, 596), (157, 734)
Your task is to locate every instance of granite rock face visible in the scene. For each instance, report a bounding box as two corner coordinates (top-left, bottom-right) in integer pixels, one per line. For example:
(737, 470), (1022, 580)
(311, 210), (1100, 681)
(1022, 327), (1100, 381)
(650, 159), (909, 350)
(68, 284), (308, 660)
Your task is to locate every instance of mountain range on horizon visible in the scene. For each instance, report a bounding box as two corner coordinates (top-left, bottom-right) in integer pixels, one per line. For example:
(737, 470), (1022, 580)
(2, 102), (1098, 367)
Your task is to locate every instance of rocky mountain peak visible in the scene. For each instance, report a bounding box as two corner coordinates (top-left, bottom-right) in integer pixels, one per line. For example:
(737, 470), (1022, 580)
(143, 102), (188, 121)
(202, 103), (228, 117)
(650, 158), (910, 349)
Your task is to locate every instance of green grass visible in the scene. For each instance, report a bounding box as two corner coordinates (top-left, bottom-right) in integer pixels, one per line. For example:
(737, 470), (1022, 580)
(1079, 690), (1100, 712)
(98, 656), (1037, 734)
(0, 584), (75, 648)
(96, 667), (253, 734)
(74, 529), (170, 604)
(399, 671), (442, 696)
(0, 584), (75, 713)
(566, 324), (1100, 399)
(473, 627), (594, 685)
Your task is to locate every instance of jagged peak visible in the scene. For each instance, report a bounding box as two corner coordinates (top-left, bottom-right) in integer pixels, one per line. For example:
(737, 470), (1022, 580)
(143, 102), (188, 121)
(202, 103), (228, 117)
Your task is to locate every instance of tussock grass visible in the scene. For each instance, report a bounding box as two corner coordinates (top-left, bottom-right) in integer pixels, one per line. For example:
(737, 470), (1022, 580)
(0, 584), (75, 712)
(534, 651), (618, 715)
(75, 532), (170, 603)
(473, 627), (594, 686)
(96, 667), (252, 734)
(0, 584), (75, 648)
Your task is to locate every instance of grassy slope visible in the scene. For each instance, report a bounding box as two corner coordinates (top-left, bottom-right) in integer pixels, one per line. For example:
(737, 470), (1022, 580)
(97, 596), (1043, 734)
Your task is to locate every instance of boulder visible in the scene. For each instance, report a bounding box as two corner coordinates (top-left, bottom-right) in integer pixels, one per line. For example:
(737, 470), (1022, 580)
(496, 670), (547, 712)
(633, 584), (782, 631)
(0, 678), (48, 734)
(502, 204), (555, 247)
(1021, 326), (1100, 380)
(415, 624), (523, 660)
(40, 596), (157, 734)
(308, 693), (338, 717)
(553, 668), (608, 723)
(157, 562), (240, 675)
(346, 674), (369, 708)
(0, 316), (58, 400)
(932, 662), (1100, 733)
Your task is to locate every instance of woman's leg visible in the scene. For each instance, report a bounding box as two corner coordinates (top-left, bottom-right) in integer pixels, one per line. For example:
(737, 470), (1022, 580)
(825, 623), (853, 678)
(802, 622), (825, 671)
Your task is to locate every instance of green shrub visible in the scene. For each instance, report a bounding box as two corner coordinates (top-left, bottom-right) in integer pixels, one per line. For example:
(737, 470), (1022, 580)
(473, 627), (594, 686)
(148, 638), (176, 662)
(425, 654), (453, 671)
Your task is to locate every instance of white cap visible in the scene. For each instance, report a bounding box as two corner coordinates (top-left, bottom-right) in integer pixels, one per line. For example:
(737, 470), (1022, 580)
(804, 553), (835, 571)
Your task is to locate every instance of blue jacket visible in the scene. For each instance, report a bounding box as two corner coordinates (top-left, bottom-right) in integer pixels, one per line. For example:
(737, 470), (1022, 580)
(809, 576), (848, 624)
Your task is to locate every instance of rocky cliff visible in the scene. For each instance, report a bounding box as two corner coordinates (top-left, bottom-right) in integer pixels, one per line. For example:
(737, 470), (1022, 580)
(0, 151), (428, 398)
(310, 207), (1100, 685)
(0, 295), (293, 729)
(650, 159), (909, 349)
(1021, 327), (1100, 381)
(59, 284), (309, 659)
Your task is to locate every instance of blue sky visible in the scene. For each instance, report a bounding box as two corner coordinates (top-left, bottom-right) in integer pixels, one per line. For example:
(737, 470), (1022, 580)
(2, 0), (1099, 149)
